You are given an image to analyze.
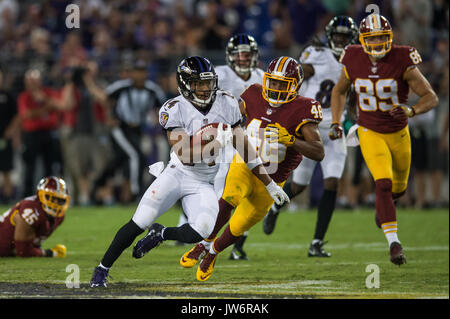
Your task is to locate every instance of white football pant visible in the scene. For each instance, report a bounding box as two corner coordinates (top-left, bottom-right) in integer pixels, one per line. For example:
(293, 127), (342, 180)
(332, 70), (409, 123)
(132, 164), (219, 238)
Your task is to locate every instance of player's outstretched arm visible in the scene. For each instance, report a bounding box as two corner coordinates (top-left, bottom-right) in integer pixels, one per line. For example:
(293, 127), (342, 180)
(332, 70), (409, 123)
(403, 67), (439, 116)
(330, 68), (352, 139)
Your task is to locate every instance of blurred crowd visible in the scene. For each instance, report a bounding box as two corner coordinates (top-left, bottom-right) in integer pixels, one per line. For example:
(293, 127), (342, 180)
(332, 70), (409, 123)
(0, 0), (448, 209)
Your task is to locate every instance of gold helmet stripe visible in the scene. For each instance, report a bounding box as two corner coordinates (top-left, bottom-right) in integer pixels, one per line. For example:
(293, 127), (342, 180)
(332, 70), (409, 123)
(276, 56), (289, 72)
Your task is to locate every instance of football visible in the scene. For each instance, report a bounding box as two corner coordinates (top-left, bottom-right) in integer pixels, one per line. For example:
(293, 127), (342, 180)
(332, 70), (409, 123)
(192, 123), (229, 145)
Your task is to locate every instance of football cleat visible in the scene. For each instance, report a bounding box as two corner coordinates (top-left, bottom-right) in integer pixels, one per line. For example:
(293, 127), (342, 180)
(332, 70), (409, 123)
(132, 223), (165, 259)
(196, 252), (217, 282)
(389, 242), (407, 266)
(263, 209), (279, 235)
(180, 243), (207, 268)
(90, 266), (111, 288)
(308, 240), (331, 257)
(229, 247), (248, 260)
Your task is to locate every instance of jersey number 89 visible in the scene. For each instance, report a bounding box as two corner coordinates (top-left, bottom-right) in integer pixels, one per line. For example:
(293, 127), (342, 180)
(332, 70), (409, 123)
(355, 78), (399, 112)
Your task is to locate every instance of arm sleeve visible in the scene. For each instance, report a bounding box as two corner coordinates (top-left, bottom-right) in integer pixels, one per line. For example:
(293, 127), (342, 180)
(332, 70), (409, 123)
(339, 46), (353, 80)
(159, 101), (183, 130)
(229, 97), (243, 128)
(403, 46), (422, 71)
(299, 46), (325, 65)
(294, 100), (323, 136)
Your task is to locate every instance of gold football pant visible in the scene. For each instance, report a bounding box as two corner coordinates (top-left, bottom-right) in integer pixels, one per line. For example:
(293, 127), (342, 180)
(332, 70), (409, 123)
(357, 125), (411, 194)
(222, 154), (285, 237)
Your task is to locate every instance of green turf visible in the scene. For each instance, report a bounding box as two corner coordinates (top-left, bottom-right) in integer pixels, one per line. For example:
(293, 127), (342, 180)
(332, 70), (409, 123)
(0, 204), (448, 299)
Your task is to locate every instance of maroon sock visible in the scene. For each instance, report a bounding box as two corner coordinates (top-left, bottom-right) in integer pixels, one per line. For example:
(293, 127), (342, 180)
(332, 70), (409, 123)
(375, 179), (397, 225)
(207, 198), (234, 240)
(213, 225), (240, 253)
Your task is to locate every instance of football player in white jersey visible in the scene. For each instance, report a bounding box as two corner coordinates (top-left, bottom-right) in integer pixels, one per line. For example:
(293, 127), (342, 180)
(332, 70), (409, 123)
(90, 56), (289, 287)
(216, 33), (265, 98)
(263, 16), (358, 257)
(177, 34), (264, 260)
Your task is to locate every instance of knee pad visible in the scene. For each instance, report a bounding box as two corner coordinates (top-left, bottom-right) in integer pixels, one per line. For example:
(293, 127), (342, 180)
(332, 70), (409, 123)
(132, 204), (158, 230)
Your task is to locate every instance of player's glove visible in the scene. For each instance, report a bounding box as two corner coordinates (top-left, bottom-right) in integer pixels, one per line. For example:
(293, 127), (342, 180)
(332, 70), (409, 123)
(265, 180), (290, 206)
(329, 122), (343, 140)
(50, 244), (67, 258)
(215, 123), (233, 148)
(265, 122), (295, 146)
(389, 104), (415, 121)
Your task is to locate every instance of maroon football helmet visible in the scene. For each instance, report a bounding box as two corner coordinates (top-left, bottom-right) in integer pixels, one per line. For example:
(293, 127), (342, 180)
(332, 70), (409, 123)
(262, 56), (304, 105)
(359, 13), (393, 58)
(37, 176), (70, 217)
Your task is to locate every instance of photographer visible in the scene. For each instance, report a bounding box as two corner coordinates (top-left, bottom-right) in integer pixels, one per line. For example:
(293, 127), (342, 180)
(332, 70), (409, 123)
(17, 69), (69, 197)
(59, 61), (110, 206)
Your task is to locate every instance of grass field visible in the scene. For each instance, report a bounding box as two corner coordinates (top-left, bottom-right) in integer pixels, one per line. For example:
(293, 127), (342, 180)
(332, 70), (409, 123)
(0, 204), (448, 299)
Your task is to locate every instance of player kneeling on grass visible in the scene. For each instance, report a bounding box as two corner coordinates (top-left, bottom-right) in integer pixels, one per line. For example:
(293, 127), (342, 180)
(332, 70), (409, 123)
(0, 176), (69, 258)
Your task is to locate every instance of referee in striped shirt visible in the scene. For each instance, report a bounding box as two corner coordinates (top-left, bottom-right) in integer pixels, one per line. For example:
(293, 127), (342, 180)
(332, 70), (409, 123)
(89, 60), (166, 204)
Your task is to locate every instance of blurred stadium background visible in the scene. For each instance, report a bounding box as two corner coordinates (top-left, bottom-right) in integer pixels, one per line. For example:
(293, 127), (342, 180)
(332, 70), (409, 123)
(0, 0), (448, 210)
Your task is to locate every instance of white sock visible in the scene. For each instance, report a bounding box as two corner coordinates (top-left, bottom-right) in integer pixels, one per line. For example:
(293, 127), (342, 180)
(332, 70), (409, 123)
(381, 221), (400, 247)
(201, 240), (212, 250)
(209, 243), (218, 255)
(385, 232), (400, 247)
(98, 263), (110, 270)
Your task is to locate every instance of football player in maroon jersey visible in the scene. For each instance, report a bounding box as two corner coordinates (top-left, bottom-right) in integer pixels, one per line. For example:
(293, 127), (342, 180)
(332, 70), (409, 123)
(183, 56), (325, 281)
(0, 176), (69, 258)
(330, 13), (438, 265)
